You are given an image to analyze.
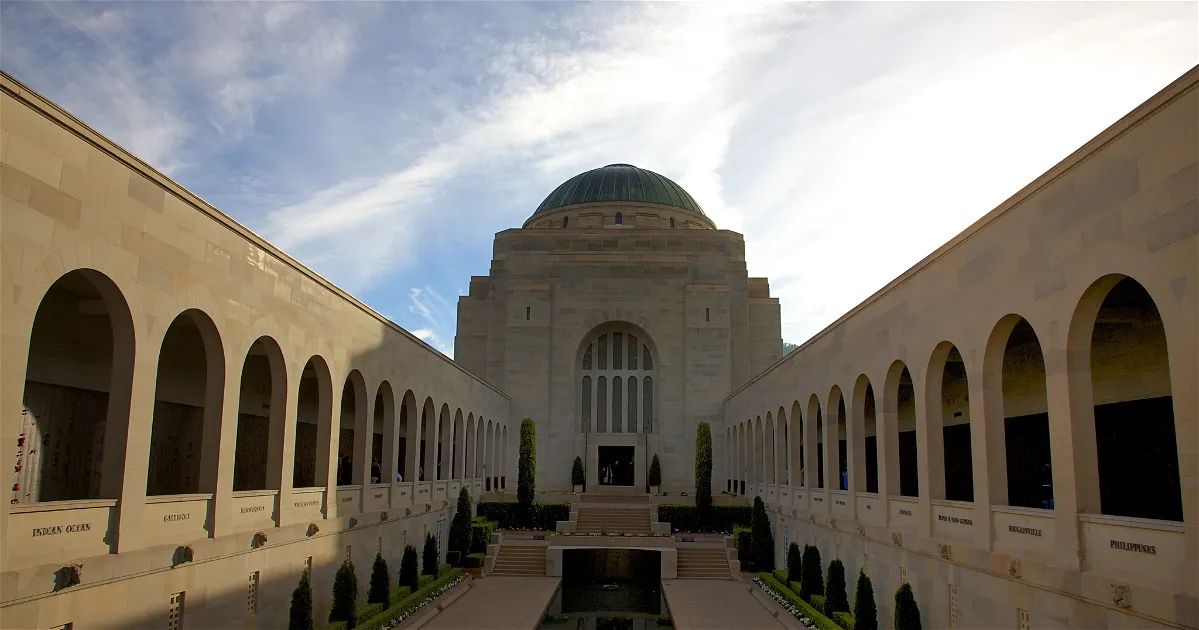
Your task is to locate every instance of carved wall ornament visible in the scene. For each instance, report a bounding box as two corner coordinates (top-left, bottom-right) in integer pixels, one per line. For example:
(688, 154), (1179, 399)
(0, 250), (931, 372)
(381, 511), (389, 521)
(53, 564), (82, 591)
(251, 532), (268, 548)
(425, 503), (432, 512)
(172, 545), (195, 567)
(892, 532), (903, 547)
(857, 524), (867, 537)
(939, 544), (953, 561)
(406, 507), (413, 517)
(307, 523), (320, 537)
(829, 518), (838, 529)
(809, 514), (817, 524)
(348, 517), (359, 528)
(1007, 559), (1022, 578)
(792, 508), (797, 517)
(1111, 583), (1131, 609)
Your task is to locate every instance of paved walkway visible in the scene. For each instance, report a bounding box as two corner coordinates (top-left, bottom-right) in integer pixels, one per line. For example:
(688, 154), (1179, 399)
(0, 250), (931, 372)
(421, 576), (560, 630)
(663, 580), (787, 630)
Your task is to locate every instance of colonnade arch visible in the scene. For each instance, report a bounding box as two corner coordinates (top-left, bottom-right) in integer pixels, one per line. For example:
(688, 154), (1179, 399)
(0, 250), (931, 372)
(11, 267), (507, 515)
(725, 273), (1186, 526)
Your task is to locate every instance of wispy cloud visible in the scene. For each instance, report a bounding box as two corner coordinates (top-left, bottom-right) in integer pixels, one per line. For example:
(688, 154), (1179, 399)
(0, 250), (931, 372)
(2, 1), (1194, 355)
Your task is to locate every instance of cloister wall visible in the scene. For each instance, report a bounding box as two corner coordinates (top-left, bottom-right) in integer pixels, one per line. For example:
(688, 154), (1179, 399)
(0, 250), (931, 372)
(725, 67), (1198, 629)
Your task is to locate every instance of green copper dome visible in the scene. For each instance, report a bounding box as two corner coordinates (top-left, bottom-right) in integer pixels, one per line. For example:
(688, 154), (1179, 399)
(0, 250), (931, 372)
(532, 164), (706, 218)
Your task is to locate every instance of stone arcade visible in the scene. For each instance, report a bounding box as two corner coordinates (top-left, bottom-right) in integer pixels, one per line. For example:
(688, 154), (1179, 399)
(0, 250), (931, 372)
(1, 65), (1196, 629)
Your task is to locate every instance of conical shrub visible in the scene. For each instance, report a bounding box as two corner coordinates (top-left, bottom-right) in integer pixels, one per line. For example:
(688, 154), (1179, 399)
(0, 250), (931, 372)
(368, 552), (390, 605)
(750, 496), (774, 571)
(518, 419), (536, 527)
(572, 456), (585, 487)
(801, 544), (824, 600)
(399, 545), (419, 593)
(288, 568), (314, 630)
(329, 559), (358, 628)
(695, 422), (713, 526)
(448, 488), (472, 560)
(826, 558), (849, 612)
(854, 569), (878, 630)
(787, 542), (802, 585)
(422, 533), (439, 577)
(894, 582), (922, 630)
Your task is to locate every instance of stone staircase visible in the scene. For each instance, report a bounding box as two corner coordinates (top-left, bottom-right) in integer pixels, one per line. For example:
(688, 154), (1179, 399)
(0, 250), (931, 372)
(489, 543), (547, 576)
(676, 546), (733, 579)
(575, 506), (652, 534)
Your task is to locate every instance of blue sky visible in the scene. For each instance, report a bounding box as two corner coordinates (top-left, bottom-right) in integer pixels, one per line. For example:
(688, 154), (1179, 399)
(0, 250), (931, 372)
(2, 2), (1195, 357)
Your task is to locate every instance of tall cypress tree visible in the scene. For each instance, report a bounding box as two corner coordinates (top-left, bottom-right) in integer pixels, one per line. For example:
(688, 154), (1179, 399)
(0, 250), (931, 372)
(826, 558), (849, 612)
(854, 569), (879, 630)
(422, 533), (439, 577)
(368, 552), (390, 605)
(517, 419), (536, 528)
(288, 568), (315, 630)
(801, 545), (824, 600)
(750, 496), (774, 571)
(894, 582), (922, 630)
(399, 545), (419, 593)
(787, 542), (802, 586)
(329, 559), (358, 628)
(449, 487), (472, 560)
(695, 422), (713, 526)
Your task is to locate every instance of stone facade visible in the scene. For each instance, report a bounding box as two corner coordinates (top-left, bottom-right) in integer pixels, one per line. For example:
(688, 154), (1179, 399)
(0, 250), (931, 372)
(455, 209), (782, 492)
(1, 72), (508, 628)
(724, 67), (1198, 629)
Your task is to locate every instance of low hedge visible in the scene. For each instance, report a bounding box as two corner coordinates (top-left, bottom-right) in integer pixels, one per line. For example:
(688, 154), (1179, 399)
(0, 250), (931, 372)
(758, 573), (846, 630)
(356, 567), (464, 630)
(471, 517), (498, 554)
(733, 526), (752, 570)
(810, 594), (828, 615)
(463, 553), (484, 568)
(657, 504), (752, 533)
(477, 501), (570, 530)
(831, 611), (856, 630)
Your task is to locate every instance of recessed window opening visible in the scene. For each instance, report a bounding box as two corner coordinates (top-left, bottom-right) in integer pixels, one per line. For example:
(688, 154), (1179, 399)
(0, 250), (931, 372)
(669, 218), (675, 228)
(563, 217), (569, 228)
(705, 308), (710, 322)
(615, 212), (623, 224)
(526, 306), (531, 321)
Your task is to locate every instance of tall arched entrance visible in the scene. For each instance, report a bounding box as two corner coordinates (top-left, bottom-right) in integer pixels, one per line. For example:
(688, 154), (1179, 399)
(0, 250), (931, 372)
(577, 322), (656, 490)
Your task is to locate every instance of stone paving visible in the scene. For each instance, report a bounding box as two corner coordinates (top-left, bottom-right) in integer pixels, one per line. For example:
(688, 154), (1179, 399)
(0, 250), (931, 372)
(420, 576), (561, 630)
(662, 579), (787, 630)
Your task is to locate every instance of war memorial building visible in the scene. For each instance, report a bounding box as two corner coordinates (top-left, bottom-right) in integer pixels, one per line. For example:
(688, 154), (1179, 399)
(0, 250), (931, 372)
(0, 64), (1195, 629)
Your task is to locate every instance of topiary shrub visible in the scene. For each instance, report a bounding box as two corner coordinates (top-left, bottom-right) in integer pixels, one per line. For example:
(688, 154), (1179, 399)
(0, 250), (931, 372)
(368, 552), (390, 605)
(471, 517), (498, 553)
(517, 419), (536, 528)
(329, 558), (358, 628)
(648, 454), (662, 489)
(809, 594), (827, 615)
(695, 422), (713, 526)
(831, 611), (856, 630)
(894, 582), (921, 630)
(854, 569), (878, 630)
(787, 542), (802, 585)
(801, 544), (824, 600)
(733, 525), (753, 571)
(750, 496), (775, 572)
(399, 545), (419, 593)
(464, 553), (485, 569)
(448, 488), (472, 560)
(572, 456), (585, 487)
(422, 533), (439, 577)
(288, 568), (314, 630)
(826, 558), (849, 613)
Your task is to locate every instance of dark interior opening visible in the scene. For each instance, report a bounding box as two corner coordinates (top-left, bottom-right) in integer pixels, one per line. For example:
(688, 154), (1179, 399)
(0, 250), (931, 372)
(598, 446), (635, 486)
(838, 438), (848, 490)
(898, 430), (918, 497)
(943, 424), (974, 502)
(1095, 396), (1182, 521)
(865, 436), (878, 493)
(1004, 412), (1053, 509)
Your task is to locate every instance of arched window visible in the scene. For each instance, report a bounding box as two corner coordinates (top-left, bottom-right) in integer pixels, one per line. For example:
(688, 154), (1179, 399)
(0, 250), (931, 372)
(669, 218), (675, 228)
(563, 216), (569, 228)
(579, 325), (655, 434)
(615, 212), (623, 225)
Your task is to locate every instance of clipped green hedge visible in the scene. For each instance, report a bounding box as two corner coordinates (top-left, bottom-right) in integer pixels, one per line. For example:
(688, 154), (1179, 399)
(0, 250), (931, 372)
(463, 553), (484, 568)
(477, 501), (569, 530)
(657, 504), (752, 533)
(695, 422), (712, 523)
(758, 572), (845, 630)
(831, 611), (855, 630)
(810, 594), (828, 615)
(733, 525), (753, 570)
(355, 567), (464, 630)
(470, 517), (498, 554)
